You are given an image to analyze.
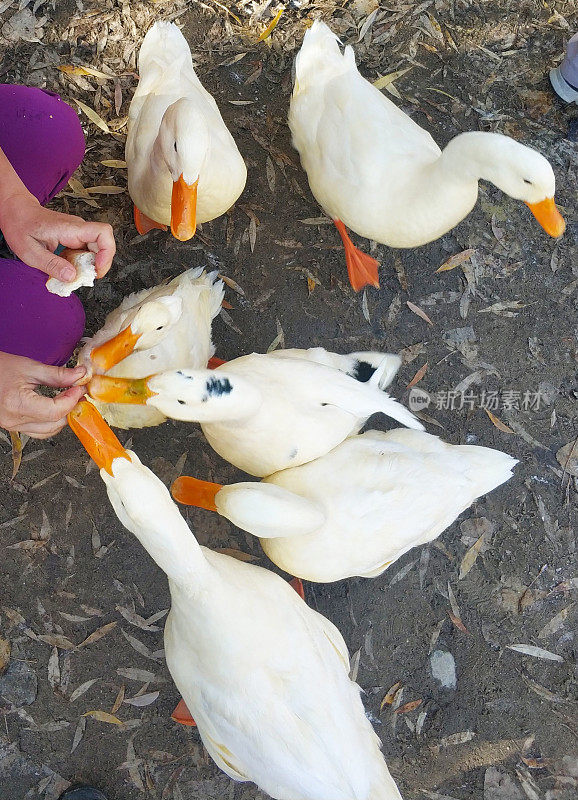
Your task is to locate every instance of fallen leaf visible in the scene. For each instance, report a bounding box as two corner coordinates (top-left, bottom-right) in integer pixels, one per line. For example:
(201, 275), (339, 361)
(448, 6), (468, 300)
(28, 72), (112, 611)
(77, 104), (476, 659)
(37, 634), (76, 650)
(373, 67), (412, 90)
(111, 685), (125, 714)
(380, 681), (403, 712)
(117, 668), (165, 683)
(70, 678), (100, 702)
(407, 301), (433, 325)
(71, 716), (86, 753)
(10, 431), (23, 479)
(448, 611), (469, 634)
(77, 621), (117, 649)
(507, 644), (564, 662)
(349, 648), (361, 683)
(75, 99), (110, 133)
(59, 65), (111, 79)
(82, 710), (123, 725)
(407, 362), (428, 388)
(258, 7), (283, 40)
(0, 635), (10, 674)
(120, 629), (160, 661)
(395, 698), (423, 714)
(48, 647), (60, 691)
(538, 604), (574, 639)
(485, 409), (514, 434)
(556, 440), (578, 478)
(101, 159), (127, 168)
(436, 249), (475, 273)
(86, 185), (125, 195)
(124, 691), (159, 707)
(459, 532), (486, 579)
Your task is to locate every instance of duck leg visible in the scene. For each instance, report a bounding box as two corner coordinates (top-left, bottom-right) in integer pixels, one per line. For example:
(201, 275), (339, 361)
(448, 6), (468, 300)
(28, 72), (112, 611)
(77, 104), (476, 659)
(207, 356), (227, 369)
(171, 698), (197, 727)
(134, 204), (168, 235)
(289, 577), (305, 600)
(334, 219), (380, 292)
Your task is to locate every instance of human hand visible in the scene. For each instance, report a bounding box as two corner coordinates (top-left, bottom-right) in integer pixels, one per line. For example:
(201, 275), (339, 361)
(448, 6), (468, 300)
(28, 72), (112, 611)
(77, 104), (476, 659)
(0, 352), (87, 439)
(0, 192), (115, 283)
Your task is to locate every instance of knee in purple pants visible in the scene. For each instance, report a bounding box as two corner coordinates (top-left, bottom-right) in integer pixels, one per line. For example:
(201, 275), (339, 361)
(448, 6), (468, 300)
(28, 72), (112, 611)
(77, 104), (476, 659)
(0, 85), (87, 365)
(0, 84), (86, 204)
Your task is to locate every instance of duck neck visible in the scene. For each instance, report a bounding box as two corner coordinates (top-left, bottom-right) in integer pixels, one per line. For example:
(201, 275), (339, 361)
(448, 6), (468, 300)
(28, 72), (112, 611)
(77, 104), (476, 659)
(131, 503), (208, 589)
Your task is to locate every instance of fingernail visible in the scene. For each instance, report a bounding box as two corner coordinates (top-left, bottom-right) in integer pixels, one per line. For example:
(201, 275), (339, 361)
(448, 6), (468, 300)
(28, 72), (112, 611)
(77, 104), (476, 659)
(74, 366), (86, 377)
(60, 266), (76, 282)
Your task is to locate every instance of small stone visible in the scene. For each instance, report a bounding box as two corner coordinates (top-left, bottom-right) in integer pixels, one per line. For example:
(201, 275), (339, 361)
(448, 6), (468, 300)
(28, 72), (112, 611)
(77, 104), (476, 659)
(429, 649), (457, 689)
(0, 660), (38, 706)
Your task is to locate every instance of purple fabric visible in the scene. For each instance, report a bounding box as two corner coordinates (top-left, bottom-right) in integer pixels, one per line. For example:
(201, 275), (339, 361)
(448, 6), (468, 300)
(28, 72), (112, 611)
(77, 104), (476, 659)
(0, 84), (86, 366)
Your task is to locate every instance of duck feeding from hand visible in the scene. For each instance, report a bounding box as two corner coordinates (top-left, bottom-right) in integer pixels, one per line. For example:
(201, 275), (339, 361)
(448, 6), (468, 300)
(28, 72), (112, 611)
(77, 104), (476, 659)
(86, 347), (423, 476)
(67, 400), (405, 800)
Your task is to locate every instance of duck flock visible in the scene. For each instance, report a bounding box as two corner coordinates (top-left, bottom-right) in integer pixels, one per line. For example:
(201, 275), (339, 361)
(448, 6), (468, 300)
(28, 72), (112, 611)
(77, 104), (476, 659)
(51, 16), (566, 800)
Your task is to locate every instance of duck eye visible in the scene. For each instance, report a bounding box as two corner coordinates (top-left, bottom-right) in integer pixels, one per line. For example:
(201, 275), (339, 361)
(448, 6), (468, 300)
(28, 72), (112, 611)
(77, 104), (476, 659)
(523, 178), (532, 185)
(174, 142), (178, 152)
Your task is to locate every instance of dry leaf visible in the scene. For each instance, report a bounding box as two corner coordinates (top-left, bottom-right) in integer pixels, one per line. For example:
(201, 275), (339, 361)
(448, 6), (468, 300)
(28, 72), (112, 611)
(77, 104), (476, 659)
(75, 99), (110, 133)
(117, 668), (164, 683)
(37, 634), (76, 650)
(436, 249), (475, 273)
(70, 678), (100, 702)
(373, 67), (412, 90)
(71, 716), (86, 753)
(507, 644), (564, 662)
(10, 431), (23, 479)
(101, 159), (127, 168)
(0, 635), (10, 674)
(448, 611), (469, 634)
(407, 362), (428, 388)
(485, 409), (514, 434)
(111, 685), (125, 714)
(556, 440), (578, 477)
(83, 710), (123, 725)
(59, 65), (110, 79)
(124, 691), (159, 707)
(538, 605), (574, 639)
(48, 647), (60, 691)
(380, 682), (403, 712)
(395, 698), (423, 714)
(86, 185), (125, 195)
(77, 622), (117, 649)
(407, 301), (433, 326)
(459, 533), (486, 579)
(258, 7), (283, 40)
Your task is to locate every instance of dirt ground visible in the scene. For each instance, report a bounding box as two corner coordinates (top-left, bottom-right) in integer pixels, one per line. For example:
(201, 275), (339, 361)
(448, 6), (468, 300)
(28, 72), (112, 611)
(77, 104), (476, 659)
(0, 1), (577, 799)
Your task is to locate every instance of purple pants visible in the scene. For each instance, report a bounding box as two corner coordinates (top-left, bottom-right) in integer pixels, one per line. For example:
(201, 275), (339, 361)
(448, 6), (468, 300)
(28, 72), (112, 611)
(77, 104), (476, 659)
(0, 85), (86, 366)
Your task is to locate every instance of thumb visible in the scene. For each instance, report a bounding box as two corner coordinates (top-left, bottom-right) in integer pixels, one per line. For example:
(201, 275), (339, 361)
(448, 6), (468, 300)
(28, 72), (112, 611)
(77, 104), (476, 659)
(31, 363), (87, 389)
(26, 241), (77, 282)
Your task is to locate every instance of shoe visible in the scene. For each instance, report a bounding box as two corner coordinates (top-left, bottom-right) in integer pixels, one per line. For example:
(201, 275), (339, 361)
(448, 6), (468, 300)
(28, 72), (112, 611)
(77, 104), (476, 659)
(550, 32), (578, 104)
(58, 787), (108, 800)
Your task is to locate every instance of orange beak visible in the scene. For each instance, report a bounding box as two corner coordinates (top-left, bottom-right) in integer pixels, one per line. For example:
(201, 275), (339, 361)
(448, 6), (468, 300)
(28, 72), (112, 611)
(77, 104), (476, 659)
(91, 326), (141, 372)
(525, 197), (566, 238)
(171, 475), (222, 512)
(171, 174), (198, 241)
(88, 375), (157, 405)
(67, 401), (130, 475)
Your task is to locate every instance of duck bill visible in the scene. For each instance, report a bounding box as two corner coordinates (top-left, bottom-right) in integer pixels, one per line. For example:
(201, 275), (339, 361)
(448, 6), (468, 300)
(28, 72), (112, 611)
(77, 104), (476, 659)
(91, 325), (141, 372)
(171, 175), (198, 241)
(67, 401), (130, 475)
(88, 375), (157, 405)
(171, 475), (222, 512)
(525, 197), (566, 238)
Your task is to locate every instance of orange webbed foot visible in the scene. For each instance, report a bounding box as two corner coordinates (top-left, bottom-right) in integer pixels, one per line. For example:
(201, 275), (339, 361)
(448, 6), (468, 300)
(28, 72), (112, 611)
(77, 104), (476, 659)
(334, 219), (380, 292)
(207, 357), (227, 370)
(134, 205), (168, 235)
(289, 577), (305, 601)
(172, 698), (197, 726)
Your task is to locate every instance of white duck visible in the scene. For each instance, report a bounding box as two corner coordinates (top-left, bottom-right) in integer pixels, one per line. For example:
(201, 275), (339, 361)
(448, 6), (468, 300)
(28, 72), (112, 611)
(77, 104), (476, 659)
(126, 21), (247, 240)
(172, 428), (517, 582)
(67, 401), (404, 800)
(78, 267), (224, 429)
(288, 20), (565, 292)
(87, 347), (423, 476)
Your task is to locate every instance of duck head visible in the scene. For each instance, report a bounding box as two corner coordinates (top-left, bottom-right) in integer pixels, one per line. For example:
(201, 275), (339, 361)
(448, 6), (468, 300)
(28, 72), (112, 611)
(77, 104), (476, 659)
(88, 368), (262, 423)
(461, 133), (566, 238)
(91, 296), (183, 372)
(156, 98), (209, 241)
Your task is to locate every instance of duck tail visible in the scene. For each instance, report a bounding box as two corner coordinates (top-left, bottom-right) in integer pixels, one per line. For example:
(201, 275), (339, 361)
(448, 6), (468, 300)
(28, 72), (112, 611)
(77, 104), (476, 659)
(455, 444), (518, 497)
(293, 20), (350, 94)
(182, 267), (225, 321)
(138, 20), (192, 74)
